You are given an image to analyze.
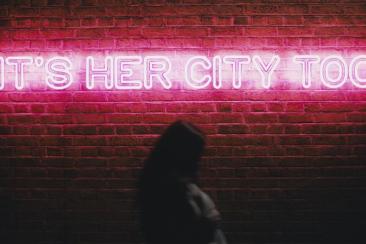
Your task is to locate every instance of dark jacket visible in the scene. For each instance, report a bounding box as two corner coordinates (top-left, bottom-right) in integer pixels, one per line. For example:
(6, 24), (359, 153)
(140, 177), (227, 244)
(138, 121), (227, 244)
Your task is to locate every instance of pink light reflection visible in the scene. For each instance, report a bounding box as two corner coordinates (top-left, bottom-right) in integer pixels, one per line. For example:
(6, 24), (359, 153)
(0, 52), (365, 91)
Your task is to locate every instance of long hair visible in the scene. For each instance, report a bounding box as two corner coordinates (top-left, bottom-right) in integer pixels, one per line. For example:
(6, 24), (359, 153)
(140, 120), (205, 184)
(137, 120), (206, 243)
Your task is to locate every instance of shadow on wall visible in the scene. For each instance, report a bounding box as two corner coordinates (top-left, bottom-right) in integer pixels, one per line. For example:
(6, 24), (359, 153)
(1, 152), (366, 243)
(255, 178), (366, 243)
(1, 165), (366, 244)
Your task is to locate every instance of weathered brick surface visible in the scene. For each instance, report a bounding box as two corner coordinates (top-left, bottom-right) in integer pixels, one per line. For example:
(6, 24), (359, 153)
(1, 1), (366, 243)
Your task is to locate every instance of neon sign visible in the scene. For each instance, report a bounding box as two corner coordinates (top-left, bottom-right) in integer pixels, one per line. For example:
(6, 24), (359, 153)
(0, 54), (365, 90)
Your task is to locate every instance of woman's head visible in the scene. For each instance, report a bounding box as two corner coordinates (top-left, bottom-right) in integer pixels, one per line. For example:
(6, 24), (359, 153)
(144, 120), (206, 179)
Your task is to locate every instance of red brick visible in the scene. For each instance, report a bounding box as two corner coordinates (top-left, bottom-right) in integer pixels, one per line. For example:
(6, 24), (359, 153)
(105, 6), (140, 16)
(73, 7), (105, 16)
(245, 113), (278, 123)
(8, 115), (36, 124)
(0, 104), (12, 113)
(116, 125), (131, 135)
(77, 28), (104, 38)
(218, 125), (248, 134)
(284, 16), (303, 25)
(63, 125), (97, 135)
(1, 2), (366, 244)
(267, 103), (284, 112)
(211, 26), (242, 36)
(210, 113), (242, 123)
(97, 17), (113, 27)
(278, 27), (313, 36)
(40, 29), (74, 39)
(314, 27), (344, 36)
(232, 103), (250, 112)
(245, 27), (277, 36)
(309, 5), (344, 14)
(98, 125), (115, 135)
(245, 5), (278, 14)
(176, 27), (208, 37)
(311, 135), (347, 145)
(216, 103), (232, 112)
(234, 16), (249, 25)
(39, 115), (73, 124)
(312, 113), (346, 123)
(74, 114), (105, 124)
(347, 113), (366, 122)
(65, 18), (80, 27)
(9, 8), (39, 17)
(40, 8), (66, 17)
(108, 136), (139, 146)
(167, 16), (200, 26)
(251, 103), (266, 112)
(279, 113), (312, 123)
(107, 27), (141, 37)
(278, 135), (311, 145)
(73, 93), (106, 102)
(12, 29), (39, 39)
(30, 104), (45, 113)
(215, 16), (232, 26)
(109, 114), (143, 124)
(142, 27), (174, 37)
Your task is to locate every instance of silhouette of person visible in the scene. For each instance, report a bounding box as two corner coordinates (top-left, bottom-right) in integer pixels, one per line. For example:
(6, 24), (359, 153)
(138, 120), (227, 244)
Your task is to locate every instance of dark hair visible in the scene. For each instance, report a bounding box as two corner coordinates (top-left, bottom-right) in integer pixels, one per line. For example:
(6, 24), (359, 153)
(140, 120), (205, 183)
(137, 121), (206, 241)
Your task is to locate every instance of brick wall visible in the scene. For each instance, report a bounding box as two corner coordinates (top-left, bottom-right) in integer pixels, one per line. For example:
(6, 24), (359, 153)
(1, 1), (366, 243)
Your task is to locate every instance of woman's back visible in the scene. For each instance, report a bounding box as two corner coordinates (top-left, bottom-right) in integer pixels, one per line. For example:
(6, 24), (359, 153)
(140, 179), (220, 243)
(138, 121), (227, 244)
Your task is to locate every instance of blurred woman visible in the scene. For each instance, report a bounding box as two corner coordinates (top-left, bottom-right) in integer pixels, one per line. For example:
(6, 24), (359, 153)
(138, 120), (227, 244)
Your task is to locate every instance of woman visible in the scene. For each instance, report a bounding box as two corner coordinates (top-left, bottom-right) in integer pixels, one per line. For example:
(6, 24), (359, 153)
(138, 120), (227, 244)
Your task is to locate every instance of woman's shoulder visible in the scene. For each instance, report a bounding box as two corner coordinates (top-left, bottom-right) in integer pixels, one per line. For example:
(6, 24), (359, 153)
(187, 183), (213, 203)
(186, 183), (220, 219)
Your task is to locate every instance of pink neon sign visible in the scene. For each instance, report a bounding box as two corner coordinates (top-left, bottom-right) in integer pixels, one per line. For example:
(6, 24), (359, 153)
(0, 54), (365, 90)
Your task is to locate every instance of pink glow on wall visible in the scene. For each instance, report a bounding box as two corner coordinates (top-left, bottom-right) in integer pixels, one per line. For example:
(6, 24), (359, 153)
(143, 56), (172, 89)
(185, 56), (214, 89)
(0, 57), (4, 90)
(0, 54), (366, 91)
(86, 56), (114, 90)
(320, 55), (348, 89)
(45, 57), (73, 90)
(223, 55), (251, 89)
(252, 55), (280, 89)
(114, 56), (143, 90)
(5, 56), (33, 90)
(350, 55), (366, 88)
(293, 55), (320, 89)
